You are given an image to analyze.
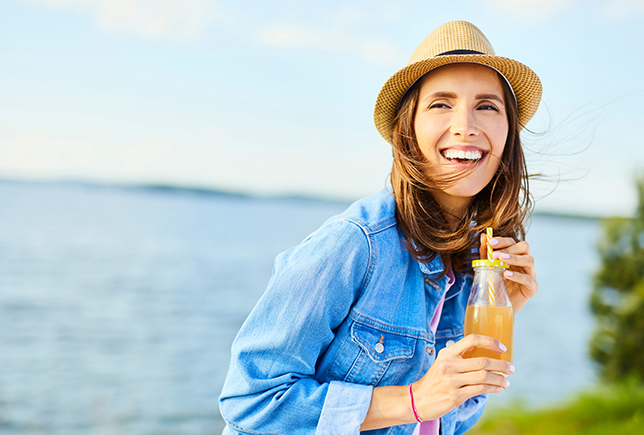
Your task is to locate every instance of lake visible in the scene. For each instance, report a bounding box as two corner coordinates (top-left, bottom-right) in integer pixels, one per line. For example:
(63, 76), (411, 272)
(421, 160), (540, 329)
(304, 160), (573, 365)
(0, 180), (601, 434)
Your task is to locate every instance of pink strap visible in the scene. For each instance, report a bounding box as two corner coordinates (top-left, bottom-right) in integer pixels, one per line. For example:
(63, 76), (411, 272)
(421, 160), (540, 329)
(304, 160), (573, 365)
(413, 266), (452, 434)
(429, 265), (453, 333)
(408, 383), (423, 423)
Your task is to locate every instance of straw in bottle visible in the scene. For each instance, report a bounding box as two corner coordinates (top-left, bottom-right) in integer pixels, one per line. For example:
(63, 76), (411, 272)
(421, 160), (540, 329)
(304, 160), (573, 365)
(486, 227), (496, 305)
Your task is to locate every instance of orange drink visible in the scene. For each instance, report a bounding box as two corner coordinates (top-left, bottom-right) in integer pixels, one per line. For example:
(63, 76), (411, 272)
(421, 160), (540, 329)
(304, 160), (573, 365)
(463, 305), (513, 362)
(464, 248), (514, 365)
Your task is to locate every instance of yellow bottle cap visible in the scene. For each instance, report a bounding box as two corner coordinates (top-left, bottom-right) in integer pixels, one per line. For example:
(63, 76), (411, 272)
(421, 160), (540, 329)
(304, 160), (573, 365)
(472, 259), (510, 269)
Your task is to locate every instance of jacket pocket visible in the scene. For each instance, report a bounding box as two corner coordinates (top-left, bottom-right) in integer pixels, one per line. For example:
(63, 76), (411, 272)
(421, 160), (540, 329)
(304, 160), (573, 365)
(328, 320), (417, 386)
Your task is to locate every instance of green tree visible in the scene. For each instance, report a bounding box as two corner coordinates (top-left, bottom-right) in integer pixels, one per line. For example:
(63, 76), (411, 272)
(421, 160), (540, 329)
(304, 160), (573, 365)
(590, 176), (644, 381)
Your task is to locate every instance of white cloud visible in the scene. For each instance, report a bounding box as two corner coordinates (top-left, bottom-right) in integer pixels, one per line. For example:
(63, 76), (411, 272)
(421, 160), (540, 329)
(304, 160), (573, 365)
(120, 141), (174, 171)
(19, 0), (238, 42)
(254, 26), (404, 66)
(0, 135), (101, 172)
(485, 0), (581, 22)
(0, 134), (179, 181)
(252, 6), (405, 67)
(600, 0), (644, 19)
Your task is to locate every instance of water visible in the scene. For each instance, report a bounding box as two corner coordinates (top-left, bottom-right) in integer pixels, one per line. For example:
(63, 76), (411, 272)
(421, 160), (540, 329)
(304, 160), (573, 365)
(0, 180), (601, 434)
(496, 213), (600, 408)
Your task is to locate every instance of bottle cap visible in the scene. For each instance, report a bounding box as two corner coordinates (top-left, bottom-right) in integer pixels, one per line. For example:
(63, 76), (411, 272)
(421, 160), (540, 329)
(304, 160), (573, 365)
(472, 259), (510, 269)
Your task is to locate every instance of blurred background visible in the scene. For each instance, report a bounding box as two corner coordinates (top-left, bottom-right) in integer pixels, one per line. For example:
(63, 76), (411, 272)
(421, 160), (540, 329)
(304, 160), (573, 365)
(0, 0), (643, 434)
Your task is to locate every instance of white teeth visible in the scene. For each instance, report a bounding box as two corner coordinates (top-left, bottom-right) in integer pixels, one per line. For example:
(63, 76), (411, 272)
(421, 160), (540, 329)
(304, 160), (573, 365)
(442, 149), (483, 161)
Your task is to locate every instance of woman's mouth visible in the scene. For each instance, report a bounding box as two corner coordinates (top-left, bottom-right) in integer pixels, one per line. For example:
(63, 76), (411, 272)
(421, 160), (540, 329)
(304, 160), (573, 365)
(440, 149), (485, 164)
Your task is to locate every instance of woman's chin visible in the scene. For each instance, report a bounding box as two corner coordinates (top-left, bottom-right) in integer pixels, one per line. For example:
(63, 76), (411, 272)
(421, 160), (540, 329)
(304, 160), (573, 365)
(444, 174), (496, 197)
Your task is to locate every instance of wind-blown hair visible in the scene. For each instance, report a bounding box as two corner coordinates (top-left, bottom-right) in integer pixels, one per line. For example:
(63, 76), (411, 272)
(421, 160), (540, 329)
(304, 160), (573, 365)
(390, 71), (532, 273)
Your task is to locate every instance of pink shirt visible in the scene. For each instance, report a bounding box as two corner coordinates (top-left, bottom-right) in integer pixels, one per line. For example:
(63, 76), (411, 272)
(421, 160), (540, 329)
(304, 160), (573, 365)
(413, 266), (455, 435)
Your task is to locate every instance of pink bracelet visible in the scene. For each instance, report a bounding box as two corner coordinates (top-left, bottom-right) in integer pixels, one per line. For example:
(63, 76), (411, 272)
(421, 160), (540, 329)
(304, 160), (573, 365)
(408, 383), (423, 423)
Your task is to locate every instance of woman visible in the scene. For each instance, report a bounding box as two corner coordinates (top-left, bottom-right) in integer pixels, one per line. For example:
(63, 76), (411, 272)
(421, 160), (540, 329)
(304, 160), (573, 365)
(219, 20), (540, 435)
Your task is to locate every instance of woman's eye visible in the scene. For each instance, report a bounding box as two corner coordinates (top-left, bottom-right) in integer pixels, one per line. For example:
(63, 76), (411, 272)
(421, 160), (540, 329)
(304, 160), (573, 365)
(429, 102), (450, 109)
(478, 104), (500, 112)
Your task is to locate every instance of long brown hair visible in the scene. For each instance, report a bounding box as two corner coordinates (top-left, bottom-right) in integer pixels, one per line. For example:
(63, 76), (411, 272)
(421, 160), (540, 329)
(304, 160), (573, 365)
(390, 70), (532, 273)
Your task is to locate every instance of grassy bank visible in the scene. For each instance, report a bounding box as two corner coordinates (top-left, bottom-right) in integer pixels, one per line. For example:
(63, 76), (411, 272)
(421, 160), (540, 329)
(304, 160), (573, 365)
(469, 381), (644, 435)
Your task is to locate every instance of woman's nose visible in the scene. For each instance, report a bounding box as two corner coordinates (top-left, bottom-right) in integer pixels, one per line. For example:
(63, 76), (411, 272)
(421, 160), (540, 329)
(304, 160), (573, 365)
(450, 108), (479, 138)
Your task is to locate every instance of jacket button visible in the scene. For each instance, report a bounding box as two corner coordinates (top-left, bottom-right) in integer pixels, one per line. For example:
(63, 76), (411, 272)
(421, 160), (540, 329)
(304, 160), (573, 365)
(446, 340), (455, 347)
(426, 348), (434, 355)
(375, 343), (384, 353)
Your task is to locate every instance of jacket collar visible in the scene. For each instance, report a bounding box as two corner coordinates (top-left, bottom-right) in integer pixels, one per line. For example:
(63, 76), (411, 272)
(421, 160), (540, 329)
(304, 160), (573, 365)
(418, 254), (445, 277)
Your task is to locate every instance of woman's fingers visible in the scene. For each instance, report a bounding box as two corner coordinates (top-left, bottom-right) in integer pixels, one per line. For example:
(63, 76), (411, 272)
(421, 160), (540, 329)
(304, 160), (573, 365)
(457, 356), (515, 376)
(456, 369), (511, 390)
(504, 269), (538, 297)
(488, 240), (538, 297)
(434, 352), (512, 390)
(487, 237), (523, 251)
(481, 236), (531, 260)
(488, 240), (536, 282)
(413, 335), (513, 420)
(479, 234), (539, 313)
(443, 334), (507, 358)
(479, 234), (516, 258)
(493, 250), (534, 269)
(495, 252), (537, 290)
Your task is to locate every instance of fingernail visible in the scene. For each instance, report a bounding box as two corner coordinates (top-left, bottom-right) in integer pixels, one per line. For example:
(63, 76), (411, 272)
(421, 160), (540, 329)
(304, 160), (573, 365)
(489, 238), (499, 246)
(505, 270), (514, 277)
(501, 253), (511, 259)
(493, 252), (499, 259)
(509, 364), (515, 373)
(499, 343), (507, 352)
(505, 380), (511, 388)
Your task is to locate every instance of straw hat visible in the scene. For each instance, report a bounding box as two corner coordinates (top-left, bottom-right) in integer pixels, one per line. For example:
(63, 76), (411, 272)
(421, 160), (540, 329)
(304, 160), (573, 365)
(374, 20), (542, 143)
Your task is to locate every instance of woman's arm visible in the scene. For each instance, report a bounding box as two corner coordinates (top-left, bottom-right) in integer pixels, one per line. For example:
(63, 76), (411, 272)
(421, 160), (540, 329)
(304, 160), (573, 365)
(360, 334), (513, 431)
(219, 219), (372, 435)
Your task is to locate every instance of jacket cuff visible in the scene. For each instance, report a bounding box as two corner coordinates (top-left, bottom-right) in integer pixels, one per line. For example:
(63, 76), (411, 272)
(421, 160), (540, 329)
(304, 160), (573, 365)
(316, 381), (373, 435)
(452, 394), (488, 435)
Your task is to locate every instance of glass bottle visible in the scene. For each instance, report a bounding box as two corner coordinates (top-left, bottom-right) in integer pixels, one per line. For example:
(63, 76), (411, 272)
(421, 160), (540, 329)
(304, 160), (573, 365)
(463, 259), (514, 363)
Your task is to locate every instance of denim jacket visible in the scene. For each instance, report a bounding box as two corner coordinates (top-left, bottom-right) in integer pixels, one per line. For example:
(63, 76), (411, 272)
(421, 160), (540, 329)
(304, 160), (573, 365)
(219, 189), (486, 434)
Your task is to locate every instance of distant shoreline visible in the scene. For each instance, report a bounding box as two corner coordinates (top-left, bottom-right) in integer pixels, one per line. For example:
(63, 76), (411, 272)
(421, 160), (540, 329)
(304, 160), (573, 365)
(0, 177), (605, 220)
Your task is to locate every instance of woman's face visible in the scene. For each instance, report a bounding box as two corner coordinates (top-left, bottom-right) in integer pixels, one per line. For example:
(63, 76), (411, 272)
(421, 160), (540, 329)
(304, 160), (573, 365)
(414, 63), (509, 211)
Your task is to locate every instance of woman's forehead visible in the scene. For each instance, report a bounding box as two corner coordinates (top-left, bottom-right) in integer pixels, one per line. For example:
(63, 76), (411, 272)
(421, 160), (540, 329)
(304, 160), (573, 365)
(418, 63), (504, 92)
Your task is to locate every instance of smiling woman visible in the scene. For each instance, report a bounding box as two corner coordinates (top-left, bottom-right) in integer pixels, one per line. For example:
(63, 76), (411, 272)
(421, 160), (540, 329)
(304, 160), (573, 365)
(414, 64), (510, 216)
(219, 20), (541, 435)
(390, 60), (528, 273)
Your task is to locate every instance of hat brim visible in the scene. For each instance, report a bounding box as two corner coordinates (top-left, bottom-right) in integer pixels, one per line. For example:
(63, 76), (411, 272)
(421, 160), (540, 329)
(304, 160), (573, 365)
(374, 54), (542, 143)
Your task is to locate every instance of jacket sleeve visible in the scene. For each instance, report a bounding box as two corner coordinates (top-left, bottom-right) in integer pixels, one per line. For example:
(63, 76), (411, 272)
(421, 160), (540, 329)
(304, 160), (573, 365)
(454, 394), (487, 434)
(219, 218), (373, 435)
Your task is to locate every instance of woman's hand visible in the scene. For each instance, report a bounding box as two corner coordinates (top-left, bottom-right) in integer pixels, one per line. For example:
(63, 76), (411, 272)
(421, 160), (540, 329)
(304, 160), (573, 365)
(480, 234), (538, 313)
(411, 334), (513, 422)
(361, 335), (514, 430)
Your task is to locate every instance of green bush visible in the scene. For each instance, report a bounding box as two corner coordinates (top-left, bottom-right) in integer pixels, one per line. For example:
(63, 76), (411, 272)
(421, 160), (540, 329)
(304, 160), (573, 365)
(590, 176), (644, 381)
(470, 379), (644, 435)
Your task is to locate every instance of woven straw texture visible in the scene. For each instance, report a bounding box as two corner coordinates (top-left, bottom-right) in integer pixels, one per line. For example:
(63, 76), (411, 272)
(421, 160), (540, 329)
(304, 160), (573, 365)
(374, 21), (542, 144)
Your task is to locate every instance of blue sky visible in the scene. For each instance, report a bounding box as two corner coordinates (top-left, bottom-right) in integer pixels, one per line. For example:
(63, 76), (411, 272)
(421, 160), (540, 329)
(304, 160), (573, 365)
(1, 0), (643, 216)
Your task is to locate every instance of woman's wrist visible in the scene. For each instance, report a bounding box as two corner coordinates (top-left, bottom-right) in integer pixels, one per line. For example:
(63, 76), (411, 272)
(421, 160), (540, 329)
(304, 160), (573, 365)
(360, 384), (418, 431)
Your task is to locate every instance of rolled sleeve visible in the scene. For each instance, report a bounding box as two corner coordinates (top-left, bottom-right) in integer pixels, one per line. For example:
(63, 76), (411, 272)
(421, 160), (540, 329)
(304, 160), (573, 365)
(316, 381), (373, 435)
